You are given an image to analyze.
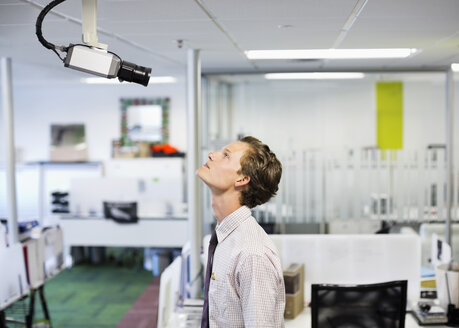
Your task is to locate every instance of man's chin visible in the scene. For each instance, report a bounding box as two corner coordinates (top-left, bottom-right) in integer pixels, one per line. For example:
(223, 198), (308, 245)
(196, 167), (208, 181)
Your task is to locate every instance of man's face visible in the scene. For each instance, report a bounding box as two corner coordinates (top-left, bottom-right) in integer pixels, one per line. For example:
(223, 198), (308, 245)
(197, 141), (249, 193)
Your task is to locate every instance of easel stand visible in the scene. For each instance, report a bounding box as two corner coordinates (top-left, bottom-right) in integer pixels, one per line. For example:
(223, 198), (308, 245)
(0, 310), (6, 328)
(26, 285), (52, 328)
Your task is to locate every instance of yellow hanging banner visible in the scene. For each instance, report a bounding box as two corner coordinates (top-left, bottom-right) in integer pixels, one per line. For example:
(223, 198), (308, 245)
(376, 82), (403, 149)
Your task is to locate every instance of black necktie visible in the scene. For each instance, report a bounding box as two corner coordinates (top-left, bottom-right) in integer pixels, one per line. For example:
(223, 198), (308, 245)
(201, 230), (218, 328)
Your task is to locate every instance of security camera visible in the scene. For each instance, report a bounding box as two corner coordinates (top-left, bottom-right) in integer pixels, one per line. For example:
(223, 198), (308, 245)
(36, 0), (152, 87)
(64, 44), (151, 86)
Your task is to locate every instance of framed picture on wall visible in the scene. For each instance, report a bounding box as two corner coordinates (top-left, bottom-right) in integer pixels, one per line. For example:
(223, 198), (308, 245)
(119, 98), (170, 146)
(50, 124), (87, 162)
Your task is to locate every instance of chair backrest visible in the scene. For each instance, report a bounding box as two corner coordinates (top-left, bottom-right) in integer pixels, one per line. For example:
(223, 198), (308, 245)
(311, 280), (408, 328)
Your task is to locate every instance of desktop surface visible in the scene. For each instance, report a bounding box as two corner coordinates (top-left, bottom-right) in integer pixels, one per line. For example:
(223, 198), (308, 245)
(59, 216), (188, 248)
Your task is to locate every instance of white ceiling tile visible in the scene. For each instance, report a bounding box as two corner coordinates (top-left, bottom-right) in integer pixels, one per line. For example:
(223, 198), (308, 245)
(219, 18), (344, 50)
(2, 0), (459, 83)
(99, 20), (214, 36)
(201, 0), (357, 20)
(97, 0), (208, 21)
(0, 3), (44, 25)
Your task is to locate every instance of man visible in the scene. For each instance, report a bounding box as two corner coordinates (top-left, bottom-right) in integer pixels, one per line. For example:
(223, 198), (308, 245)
(197, 136), (285, 328)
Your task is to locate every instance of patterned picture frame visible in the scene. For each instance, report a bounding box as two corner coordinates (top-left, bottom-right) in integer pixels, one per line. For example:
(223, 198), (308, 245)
(119, 97), (170, 146)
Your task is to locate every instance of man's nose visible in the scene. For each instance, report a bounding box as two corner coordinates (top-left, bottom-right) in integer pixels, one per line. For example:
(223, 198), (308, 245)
(208, 152), (213, 160)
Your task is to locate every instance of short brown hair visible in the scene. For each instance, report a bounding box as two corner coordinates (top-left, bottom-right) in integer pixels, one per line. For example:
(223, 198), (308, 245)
(238, 136), (282, 208)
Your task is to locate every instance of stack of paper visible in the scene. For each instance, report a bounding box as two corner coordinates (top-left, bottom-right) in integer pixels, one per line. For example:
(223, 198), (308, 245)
(412, 301), (448, 325)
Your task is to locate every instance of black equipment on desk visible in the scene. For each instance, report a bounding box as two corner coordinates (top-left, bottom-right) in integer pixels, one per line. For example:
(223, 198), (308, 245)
(51, 191), (69, 213)
(311, 280), (407, 328)
(103, 201), (138, 223)
(447, 304), (459, 326)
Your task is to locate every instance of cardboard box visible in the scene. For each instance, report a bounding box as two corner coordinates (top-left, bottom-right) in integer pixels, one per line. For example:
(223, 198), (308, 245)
(50, 146), (87, 162)
(284, 270), (300, 294)
(284, 263), (304, 319)
(285, 290), (304, 319)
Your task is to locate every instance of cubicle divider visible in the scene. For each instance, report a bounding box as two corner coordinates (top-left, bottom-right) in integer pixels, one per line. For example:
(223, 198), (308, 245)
(201, 234), (420, 305)
(270, 234), (421, 306)
(160, 233), (421, 328)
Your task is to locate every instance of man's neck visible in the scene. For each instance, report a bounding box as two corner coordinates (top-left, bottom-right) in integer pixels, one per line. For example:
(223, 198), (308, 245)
(211, 192), (242, 223)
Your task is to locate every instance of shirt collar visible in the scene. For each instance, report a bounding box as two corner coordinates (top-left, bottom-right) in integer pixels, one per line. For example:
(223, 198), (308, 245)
(215, 206), (251, 243)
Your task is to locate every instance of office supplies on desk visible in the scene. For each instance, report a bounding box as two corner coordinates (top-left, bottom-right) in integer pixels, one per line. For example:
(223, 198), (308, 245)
(435, 262), (459, 310)
(437, 261), (459, 326)
(51, 191), (69, 213)
(0, 219), (7, 248)
(412, 300), (448, 325)
(284, 263), (304, 319)
(18, 220), (40, 241)
(42, 227), (64, 278)
(431, 234), (452, 268)
(420, 275), (437, 300)
(447, 304), (459, 326)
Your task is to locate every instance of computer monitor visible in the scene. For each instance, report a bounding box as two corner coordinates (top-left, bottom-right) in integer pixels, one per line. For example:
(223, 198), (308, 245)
(311, 280), (408, 328)
(103, 201), (138, 223)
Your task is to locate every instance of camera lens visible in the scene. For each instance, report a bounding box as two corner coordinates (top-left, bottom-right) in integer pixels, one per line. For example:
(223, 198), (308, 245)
(117, 60), (151, 87)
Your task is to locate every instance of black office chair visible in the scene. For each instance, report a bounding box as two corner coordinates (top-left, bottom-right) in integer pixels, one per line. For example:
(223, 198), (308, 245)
(311, 280), (408, 328)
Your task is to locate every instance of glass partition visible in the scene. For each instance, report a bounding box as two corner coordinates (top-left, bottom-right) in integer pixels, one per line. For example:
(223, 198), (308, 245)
(202, 72), (459, 226)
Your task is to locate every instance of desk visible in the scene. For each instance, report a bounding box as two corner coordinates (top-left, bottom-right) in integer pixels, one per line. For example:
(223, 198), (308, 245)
(59, 216), (188, 248)
(284, 307), (448, 328)
(164, 306), (448, 328)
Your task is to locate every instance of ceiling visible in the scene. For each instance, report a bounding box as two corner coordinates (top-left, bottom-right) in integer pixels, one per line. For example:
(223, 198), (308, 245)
(1, 0), (459, 84)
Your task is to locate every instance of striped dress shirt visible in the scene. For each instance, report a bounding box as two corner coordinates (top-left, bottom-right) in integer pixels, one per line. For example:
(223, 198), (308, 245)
(208, 206), (285, 327)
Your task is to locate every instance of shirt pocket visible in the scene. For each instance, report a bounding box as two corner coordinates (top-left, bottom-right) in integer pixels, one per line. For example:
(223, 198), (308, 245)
(209, 276), (228, 320)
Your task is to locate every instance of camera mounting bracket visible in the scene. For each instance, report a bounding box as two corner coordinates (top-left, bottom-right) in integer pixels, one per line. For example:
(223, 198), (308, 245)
(81, 0), (107, 50)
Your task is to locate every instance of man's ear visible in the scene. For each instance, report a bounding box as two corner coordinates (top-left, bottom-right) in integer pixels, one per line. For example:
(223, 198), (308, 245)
(235, 176), (250, 188)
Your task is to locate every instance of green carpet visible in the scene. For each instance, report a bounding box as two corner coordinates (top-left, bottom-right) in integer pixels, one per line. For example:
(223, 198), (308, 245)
(6, 263), (154, 328)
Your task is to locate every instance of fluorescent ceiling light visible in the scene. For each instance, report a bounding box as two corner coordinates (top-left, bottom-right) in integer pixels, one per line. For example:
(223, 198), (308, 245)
(246, 48), (416, 60)
(148, 76), (177, 83)
(265, 72), (365, 80)
(452, 63), (459, 72)
(81, 76), (177, 84)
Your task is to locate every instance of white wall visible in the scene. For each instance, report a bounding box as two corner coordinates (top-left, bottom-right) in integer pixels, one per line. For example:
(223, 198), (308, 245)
(229, 74), (458, 155)
(2, 72), (459, 164)
(0, 80), (187, 163)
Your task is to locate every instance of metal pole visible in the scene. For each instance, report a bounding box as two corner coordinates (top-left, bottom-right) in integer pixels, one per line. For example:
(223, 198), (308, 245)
(1, 57), (19, 245)
(201, 77), (211, 237)
(187, 49), (202, 298)
(445, 69), (454, 248)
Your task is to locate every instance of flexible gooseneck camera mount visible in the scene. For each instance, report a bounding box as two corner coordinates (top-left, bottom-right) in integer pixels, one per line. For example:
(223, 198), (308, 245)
(36, 0), (151, 86)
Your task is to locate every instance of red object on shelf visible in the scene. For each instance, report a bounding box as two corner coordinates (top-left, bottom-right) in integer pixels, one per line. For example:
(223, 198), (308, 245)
(151, 143), (179, 154)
